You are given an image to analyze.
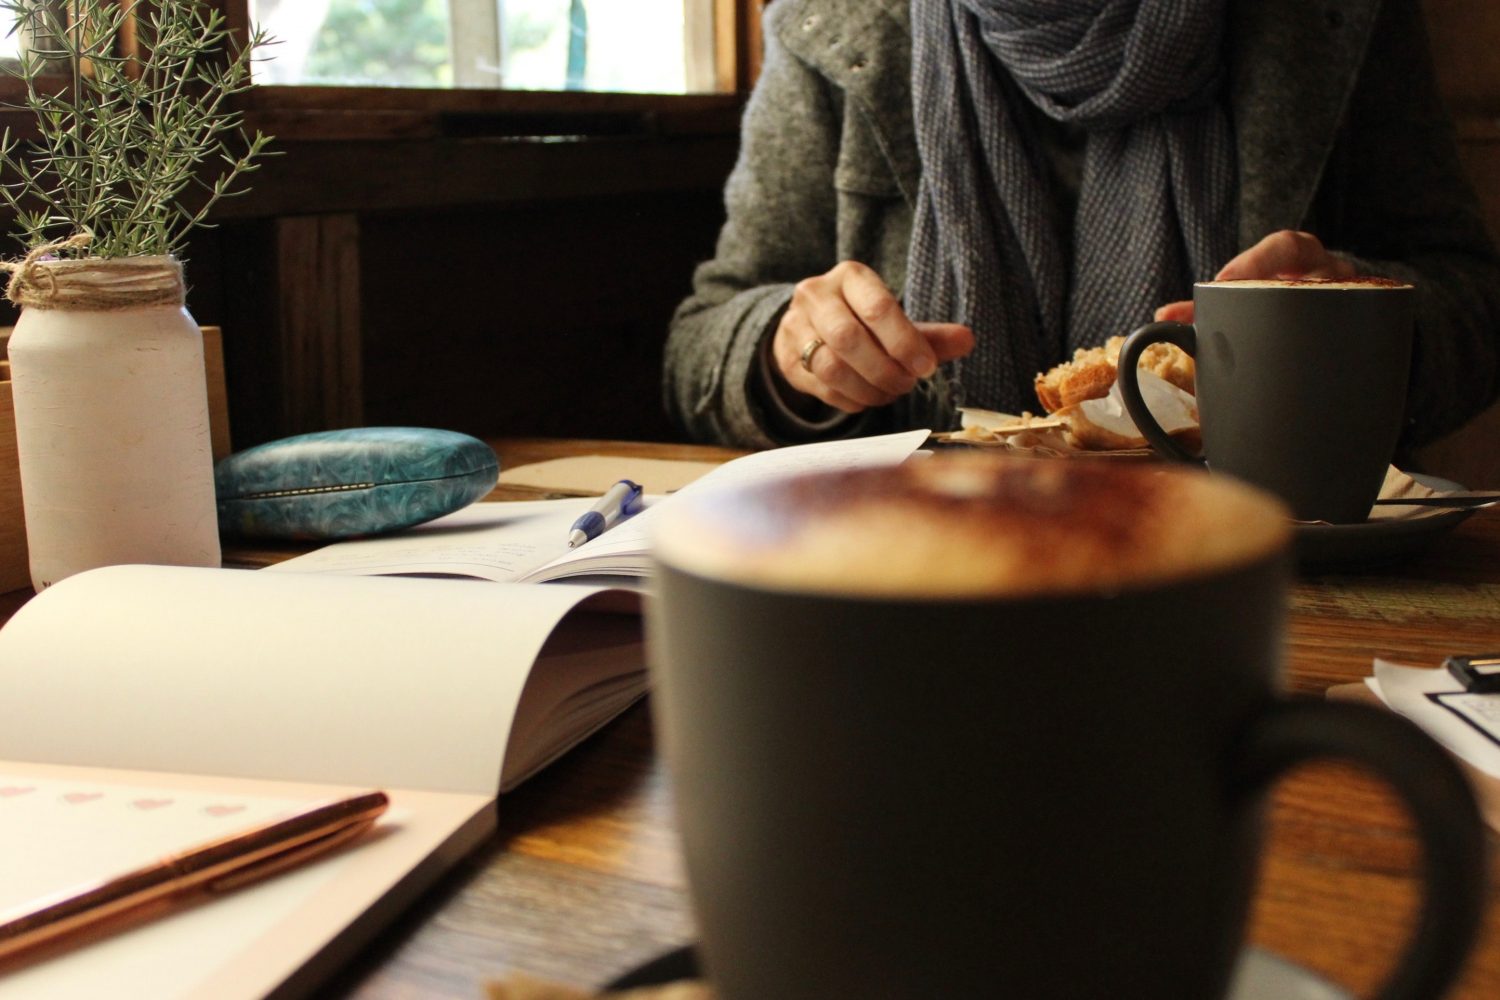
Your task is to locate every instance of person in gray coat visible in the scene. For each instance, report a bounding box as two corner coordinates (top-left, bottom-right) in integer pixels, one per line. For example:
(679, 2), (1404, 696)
(664, 0), (1500, 451)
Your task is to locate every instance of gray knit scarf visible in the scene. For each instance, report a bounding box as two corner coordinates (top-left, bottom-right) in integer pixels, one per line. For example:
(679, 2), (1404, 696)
(905, 0), (1237, 415)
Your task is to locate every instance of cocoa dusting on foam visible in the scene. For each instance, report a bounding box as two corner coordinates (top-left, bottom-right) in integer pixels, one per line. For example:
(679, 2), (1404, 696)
(754, 461), (1158, 554)
(654, 456), (1292, 599)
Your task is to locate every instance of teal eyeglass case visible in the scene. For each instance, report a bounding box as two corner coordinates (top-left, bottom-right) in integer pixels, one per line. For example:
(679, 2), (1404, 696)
(215, 427), (500, 540)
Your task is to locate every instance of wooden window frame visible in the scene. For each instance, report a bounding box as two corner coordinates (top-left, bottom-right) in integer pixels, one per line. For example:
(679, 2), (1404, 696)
(216, 0), (766, 143)
(0, 2), (767, 141)
(0, 1), (764, 223)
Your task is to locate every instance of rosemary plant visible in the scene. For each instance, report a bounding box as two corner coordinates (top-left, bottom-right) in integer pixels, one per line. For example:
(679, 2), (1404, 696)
(0, 0), (273, 259)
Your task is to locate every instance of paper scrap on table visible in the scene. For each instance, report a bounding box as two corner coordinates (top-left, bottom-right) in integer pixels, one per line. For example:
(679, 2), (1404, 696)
(498, 455), (722, 495)
(954, 409), (1075, 453)
(1296, 469), (1455, 524)
(1364, 468), (1450, 522)
(1366, 658), (1500, 778)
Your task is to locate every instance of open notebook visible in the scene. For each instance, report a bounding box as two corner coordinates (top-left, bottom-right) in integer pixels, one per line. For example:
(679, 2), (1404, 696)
(0, 430), (932, 997)
(0, 565), (644, 999)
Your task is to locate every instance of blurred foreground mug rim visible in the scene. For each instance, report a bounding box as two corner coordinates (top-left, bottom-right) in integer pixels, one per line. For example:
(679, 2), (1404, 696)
(651, 456), (1292, 601)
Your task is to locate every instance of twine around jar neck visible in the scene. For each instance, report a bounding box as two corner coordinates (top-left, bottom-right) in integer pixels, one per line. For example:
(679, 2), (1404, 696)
(0, 235), (185, 311)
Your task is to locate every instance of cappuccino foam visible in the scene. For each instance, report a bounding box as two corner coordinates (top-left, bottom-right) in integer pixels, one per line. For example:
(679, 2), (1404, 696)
(653, 456), (1290, 599)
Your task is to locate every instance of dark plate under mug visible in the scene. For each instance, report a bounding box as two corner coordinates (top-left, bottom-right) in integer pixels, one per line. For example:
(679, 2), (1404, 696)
(606, 944), (1351, 999)
(1294, 474), (1472, 572)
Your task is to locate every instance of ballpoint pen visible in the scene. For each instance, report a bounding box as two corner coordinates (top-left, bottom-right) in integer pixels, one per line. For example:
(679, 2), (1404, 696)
(0, 790), (389, 965)
(567, 479), (643, 548)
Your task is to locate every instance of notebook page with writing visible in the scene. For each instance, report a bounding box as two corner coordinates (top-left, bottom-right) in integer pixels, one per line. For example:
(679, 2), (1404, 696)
(263, 497), (601, 583)
(516, 428), (933, 582)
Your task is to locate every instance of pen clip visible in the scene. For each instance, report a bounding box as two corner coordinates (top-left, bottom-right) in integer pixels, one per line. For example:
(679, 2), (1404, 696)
(619, 479), (643, 515)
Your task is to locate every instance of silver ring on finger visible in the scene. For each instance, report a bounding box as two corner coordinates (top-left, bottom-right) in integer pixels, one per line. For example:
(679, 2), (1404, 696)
(799, 337), (826, 374)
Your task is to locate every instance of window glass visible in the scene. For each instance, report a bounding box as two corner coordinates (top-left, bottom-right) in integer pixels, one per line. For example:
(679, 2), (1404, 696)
(501, 0), (686, 93)
(249, 0), (700, 93)
(252, 0), (453, 87)
(0, 9), (20, 62)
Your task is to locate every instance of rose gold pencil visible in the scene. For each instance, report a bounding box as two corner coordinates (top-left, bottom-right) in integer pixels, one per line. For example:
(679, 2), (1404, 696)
(0, 789), (389, 964)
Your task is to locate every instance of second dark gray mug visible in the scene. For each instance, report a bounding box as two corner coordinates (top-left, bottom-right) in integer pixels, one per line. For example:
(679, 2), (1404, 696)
(1118, 278), (1414, 523)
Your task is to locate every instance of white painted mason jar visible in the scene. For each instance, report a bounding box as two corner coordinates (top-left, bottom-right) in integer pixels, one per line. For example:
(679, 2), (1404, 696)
(6, 254), (220, 590)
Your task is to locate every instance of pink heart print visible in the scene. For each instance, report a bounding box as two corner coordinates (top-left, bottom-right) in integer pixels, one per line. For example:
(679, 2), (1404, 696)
(132, 798), (174, 810)
(204, 804), (245, 817)
(0, 786), (36, 797)
(62, 792), (103, 804)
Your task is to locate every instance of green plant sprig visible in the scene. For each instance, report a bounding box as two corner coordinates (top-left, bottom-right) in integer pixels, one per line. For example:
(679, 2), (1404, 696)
(0, 0), (275, 259)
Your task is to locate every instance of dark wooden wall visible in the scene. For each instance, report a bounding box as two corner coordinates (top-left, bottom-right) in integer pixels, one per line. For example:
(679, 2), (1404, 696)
(1427, 0), (1500, 238)
(148, 97), (744, 452)
(358, 192), (722, 441)
(180, 186), (728, 449)
(1409, 0), (1500, 485)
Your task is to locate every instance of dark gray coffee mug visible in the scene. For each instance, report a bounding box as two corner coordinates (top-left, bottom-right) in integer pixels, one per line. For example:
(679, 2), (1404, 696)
(1118, 279), (1414, 523)
(647, 457), (1483, 1000)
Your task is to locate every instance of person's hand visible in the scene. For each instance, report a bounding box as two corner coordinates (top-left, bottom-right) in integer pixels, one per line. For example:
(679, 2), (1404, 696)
(773, 261), (974, 413)
(1153, 230), (1357, 324)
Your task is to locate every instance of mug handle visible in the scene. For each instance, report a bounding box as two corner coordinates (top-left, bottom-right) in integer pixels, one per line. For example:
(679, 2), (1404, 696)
(1117, 321), (1203, 465)
(1235, 700), (1487, 1000)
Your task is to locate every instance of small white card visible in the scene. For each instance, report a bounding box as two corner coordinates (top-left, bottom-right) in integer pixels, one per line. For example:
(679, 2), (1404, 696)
(1367, 658), (1500, 778)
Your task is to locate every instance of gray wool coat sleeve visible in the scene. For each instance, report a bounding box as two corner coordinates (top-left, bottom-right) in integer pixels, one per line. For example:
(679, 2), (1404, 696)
(665, 0), (1500, 450)
(662, 0), (931, 449)
(661, 4), (842, 450)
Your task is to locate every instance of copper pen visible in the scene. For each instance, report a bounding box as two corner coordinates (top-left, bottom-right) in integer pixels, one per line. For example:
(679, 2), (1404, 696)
(0, 789), (389, 964)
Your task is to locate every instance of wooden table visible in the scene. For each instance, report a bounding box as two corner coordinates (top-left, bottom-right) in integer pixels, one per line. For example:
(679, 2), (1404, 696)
(19, 438), (1500, 998)
(313, 438), (1500, 999)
